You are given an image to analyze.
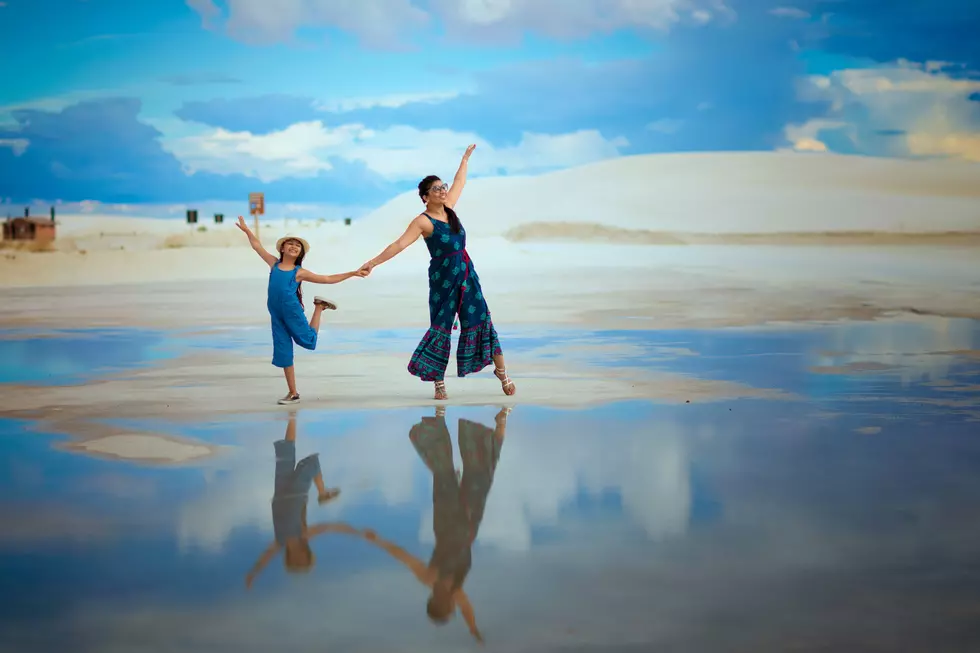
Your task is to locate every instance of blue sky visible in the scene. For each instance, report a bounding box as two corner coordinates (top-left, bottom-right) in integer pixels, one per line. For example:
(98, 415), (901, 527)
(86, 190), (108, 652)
(0, 0), (978, 216)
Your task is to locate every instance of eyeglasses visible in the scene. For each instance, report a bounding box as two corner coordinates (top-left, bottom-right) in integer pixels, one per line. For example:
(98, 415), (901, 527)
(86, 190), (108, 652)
(429, 183), (449, 193)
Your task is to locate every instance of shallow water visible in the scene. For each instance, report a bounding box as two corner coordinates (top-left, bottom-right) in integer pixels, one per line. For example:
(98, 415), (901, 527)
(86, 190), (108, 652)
(2, 319), (980, 651)
(3, 315), (978, 389)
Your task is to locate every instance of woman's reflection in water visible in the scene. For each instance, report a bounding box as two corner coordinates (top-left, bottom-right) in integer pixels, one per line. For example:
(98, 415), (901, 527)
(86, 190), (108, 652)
(361, 406), (510, 643)
(246, 410), (351, 588)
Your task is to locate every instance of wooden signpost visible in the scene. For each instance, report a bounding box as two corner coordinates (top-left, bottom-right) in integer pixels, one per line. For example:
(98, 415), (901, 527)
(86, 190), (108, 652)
(249, 192), (264, 236)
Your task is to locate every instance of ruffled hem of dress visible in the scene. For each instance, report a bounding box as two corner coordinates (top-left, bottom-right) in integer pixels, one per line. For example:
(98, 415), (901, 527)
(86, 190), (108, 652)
(408, 325), (452, 381)
(456, 315), (502, 378)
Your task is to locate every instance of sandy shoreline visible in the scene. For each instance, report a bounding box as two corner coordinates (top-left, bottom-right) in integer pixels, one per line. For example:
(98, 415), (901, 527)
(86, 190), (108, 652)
(504, 224), (980, 246)
(2, 242), (979, 330)
(0, 339), (799, 462)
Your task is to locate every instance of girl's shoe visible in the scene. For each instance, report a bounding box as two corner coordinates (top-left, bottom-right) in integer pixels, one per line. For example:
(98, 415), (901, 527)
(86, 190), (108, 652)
(278, 393), (300, 405)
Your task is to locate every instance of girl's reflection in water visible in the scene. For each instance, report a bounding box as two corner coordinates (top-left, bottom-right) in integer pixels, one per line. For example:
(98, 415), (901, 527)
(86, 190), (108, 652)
(245, 411), (350, 588)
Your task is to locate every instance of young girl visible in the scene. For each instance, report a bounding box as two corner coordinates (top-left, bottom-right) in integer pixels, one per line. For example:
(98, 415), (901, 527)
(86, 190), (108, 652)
(237, 216), (366, 405)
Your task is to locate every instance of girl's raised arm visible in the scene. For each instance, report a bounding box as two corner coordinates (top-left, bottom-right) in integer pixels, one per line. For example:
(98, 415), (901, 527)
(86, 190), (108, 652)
(236, 216), (278, 267)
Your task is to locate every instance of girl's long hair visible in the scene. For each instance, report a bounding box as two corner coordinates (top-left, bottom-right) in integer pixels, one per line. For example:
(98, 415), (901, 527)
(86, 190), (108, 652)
(418, 175), (461, 234)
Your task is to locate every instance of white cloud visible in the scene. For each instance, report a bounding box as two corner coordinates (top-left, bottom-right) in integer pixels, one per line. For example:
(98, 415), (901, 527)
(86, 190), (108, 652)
(785, 60), (980, 162)
(769, 6), (810, 19)
(188, 0), (733, 46)
(78, 200), (103, 213)
(165, 121), (351, 181)
(313, 91), (463, 113)
(437, 0), (736, 36)
(189, 0), (429, 47)
(810, 316), (979, 386)
(185, 0), (220, 28)
(782, 119), (849, 153)
(163, 120), (628, 182)
(646, 118), (685, 134)
(0, 138), (29, 156)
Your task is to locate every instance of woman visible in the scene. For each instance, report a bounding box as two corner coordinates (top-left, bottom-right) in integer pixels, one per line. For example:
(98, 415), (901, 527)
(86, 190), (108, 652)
(359, 145), (516, 400)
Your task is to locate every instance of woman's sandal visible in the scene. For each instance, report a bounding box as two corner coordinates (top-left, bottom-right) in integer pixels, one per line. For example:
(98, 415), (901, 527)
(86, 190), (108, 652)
(494, 367), (516, 396)
(434, 380), (448, 401)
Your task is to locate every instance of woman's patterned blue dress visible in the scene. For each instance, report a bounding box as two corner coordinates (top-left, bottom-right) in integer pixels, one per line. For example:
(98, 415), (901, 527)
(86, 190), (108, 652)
(407, 213), (502, 382)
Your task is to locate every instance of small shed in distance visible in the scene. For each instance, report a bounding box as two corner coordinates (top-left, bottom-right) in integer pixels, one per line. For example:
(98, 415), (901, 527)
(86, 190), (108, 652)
(3, 217), (57, 242)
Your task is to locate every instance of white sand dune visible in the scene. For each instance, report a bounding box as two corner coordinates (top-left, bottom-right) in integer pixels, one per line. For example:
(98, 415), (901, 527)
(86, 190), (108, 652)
(360, 151), (980, 239)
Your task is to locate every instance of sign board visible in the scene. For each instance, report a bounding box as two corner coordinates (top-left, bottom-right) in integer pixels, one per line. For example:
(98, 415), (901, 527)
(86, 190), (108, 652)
(186, 209), (198, 224)
(248, 192), (265, 216)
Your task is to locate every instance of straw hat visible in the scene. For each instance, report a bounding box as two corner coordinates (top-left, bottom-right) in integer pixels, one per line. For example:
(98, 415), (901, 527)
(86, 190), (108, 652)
(276, 234), (310, 254)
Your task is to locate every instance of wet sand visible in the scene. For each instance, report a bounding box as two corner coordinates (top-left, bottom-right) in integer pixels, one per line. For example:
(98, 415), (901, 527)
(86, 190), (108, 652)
(2, 244), (979, 329)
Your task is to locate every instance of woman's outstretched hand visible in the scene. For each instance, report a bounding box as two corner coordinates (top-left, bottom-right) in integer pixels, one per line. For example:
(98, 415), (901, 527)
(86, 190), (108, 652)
(236, 216), (250, 233)
(463, 144), (476, 160)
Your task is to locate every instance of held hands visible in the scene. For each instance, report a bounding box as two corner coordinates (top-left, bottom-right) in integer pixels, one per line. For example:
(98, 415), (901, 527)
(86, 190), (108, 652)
(357, 261), (375, 276)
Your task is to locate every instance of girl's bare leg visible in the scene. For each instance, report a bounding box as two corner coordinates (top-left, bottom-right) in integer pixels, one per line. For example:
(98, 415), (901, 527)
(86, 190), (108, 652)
(282, 304), (325, 399)
(284, 366), (298, 396)
(493, 353), (516, 396)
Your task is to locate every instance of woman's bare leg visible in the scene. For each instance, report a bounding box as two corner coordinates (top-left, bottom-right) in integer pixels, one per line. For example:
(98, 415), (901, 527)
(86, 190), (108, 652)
(434, 380), (448, 400)
(493, 353), (516, 396)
